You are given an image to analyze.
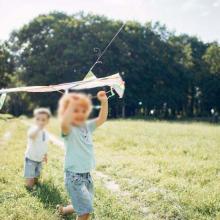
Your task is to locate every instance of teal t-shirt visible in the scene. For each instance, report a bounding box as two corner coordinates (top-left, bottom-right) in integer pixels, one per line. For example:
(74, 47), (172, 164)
(63, 120), (96, 173)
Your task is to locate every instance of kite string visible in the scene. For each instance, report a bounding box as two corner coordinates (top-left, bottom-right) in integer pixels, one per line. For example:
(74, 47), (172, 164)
(89, 22), (126, 72)
(88, 0), (144, 73)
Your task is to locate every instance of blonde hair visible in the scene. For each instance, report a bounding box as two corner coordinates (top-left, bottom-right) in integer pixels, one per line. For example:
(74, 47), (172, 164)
(58, 93), (92, 117)
(33, 108), (51, 118)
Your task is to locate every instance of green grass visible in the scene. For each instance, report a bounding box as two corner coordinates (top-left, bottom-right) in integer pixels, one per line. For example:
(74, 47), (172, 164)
(0, 118), (220, 219)
(0, 118), (139, 220)
(49, 119), (220, 220)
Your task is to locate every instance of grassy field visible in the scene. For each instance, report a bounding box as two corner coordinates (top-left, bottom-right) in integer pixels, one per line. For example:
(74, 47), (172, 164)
(0, 118), (220, 220)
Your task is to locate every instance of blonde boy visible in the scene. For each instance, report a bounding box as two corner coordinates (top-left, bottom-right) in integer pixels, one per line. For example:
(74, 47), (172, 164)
(57, 91), (108, 220)
(24, 108), (51, 189)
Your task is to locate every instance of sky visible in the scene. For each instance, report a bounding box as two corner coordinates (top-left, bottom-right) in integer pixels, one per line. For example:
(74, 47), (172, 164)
(0, 0), (219, 42)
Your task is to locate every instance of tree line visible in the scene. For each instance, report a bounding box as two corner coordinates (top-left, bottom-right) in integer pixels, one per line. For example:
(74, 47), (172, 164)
(0, 12), (220, 119)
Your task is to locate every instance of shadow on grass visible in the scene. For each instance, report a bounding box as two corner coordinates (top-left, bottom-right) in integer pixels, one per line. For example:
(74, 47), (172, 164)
(29, 180), (76, 220)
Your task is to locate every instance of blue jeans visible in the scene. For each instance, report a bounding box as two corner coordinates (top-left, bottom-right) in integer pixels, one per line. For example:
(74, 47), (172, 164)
(65, 171), (94, 216)
(24, 157), (42, 178)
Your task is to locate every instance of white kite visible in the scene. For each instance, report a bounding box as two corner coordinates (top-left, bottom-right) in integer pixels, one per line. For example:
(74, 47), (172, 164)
(0, 72), (125, 110)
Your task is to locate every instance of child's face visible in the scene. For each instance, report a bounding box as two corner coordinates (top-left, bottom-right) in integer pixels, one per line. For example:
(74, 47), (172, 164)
(35, 113), (49, 128)
(72, 105), (89, 126)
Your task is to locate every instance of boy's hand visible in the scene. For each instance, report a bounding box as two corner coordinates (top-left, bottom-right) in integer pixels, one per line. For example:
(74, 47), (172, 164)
(43, 154), (48, 163)
(59, 93), (79, 136)
(36, 123), (44, 130)
(62, 94), (78, 109)
(97, 91), (108, 102)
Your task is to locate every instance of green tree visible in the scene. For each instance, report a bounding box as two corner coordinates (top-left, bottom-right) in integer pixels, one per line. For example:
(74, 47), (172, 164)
(203, 42), (220, 74)
(201, 42), (220, 112)
(0, 42), (14, 88)
(4, 12), (220, 118)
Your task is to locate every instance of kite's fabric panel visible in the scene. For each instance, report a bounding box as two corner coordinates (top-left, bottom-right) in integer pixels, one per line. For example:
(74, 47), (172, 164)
(83, 71), (97, 81)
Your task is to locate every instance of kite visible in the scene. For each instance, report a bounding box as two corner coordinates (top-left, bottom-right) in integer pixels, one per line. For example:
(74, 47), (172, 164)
(0, 23), (126, 110)
(0, 73), (124, 96)
(0, 72), (125, 110)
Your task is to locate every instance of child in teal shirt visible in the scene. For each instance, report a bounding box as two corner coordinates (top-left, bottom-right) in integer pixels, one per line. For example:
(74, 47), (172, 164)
(57, 91), (108, 220)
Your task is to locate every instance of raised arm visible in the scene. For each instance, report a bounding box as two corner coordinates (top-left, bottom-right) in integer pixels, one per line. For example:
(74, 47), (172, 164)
(96, 91), (108, 127)
(59, 95), (75, 135)
(28, 126), (42, 139)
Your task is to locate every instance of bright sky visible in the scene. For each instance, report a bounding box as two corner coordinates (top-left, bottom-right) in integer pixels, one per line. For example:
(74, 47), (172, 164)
(0, 0), (219, 42)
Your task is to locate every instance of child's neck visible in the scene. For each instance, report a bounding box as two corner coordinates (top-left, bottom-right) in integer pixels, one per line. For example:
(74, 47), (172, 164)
(72, 122), (85, 127)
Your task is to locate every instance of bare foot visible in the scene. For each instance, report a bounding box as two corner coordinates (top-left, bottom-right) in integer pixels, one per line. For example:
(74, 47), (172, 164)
(56, 204), (64, 216)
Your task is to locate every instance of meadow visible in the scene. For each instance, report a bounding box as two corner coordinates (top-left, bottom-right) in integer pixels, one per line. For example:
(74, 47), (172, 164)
(0, 117), (219, 220)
